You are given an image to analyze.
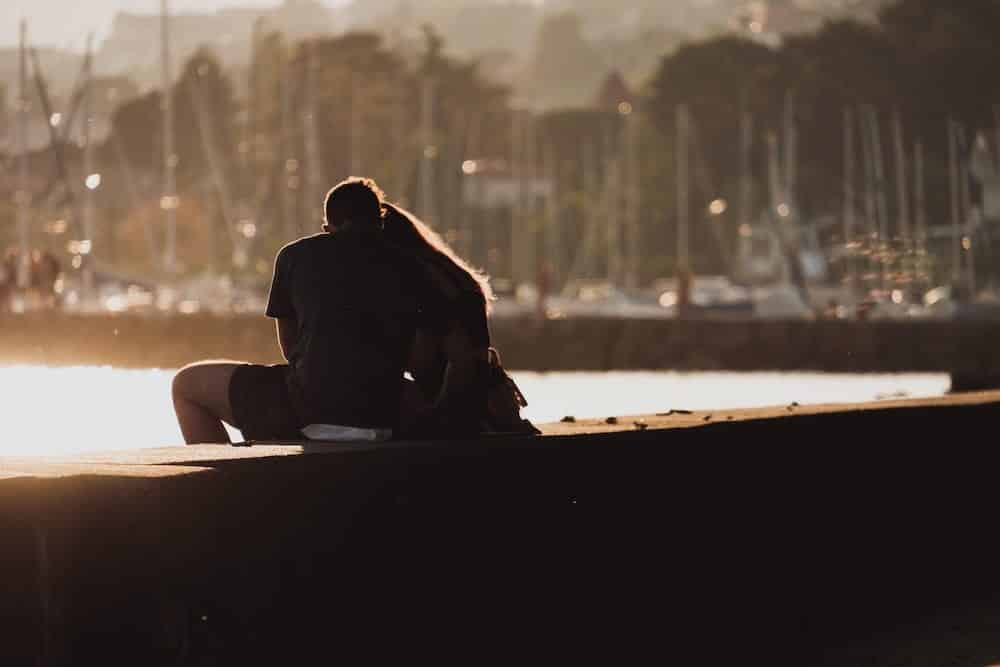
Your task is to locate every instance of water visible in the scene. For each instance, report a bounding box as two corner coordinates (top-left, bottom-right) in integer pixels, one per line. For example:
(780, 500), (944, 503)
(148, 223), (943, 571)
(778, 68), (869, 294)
(0, 366), (950, 457)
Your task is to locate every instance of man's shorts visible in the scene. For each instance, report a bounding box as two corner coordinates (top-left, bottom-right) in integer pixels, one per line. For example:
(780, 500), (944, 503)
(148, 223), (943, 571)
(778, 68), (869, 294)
(228, 363), (303, 442)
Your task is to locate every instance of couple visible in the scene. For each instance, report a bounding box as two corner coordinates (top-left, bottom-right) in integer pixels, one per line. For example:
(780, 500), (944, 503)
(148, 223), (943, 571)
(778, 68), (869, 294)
(172, 177), (537, 444)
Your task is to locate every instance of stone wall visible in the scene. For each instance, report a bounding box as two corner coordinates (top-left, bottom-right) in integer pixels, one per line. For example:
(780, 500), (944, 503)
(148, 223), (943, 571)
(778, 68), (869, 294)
(0, 313), (997, 374)
(4, 396), (1000, 664)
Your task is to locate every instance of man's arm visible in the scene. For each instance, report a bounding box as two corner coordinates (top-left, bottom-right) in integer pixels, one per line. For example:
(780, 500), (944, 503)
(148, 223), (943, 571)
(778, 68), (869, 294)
(276, 317), (298, 363)
(265, 244), (297, 362)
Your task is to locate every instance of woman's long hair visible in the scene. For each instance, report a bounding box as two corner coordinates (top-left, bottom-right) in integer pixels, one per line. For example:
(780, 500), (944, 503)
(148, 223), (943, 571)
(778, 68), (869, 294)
(382, 202), (495, 310)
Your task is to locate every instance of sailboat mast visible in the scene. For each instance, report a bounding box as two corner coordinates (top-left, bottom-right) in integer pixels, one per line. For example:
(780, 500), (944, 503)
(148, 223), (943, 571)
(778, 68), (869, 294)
(994, 104), (1000, 176)
(676, 104), (689, 274)
(994, 105), (1000, 170)
(605, 154), (621, 286)
(892, 111), (910, 254)
(16, 20), (31, 288)
(625, 105), (641, 289)
(868, 108), (889, 289)
(161, 0), (177, 274)
(857, 106), (877, 286)
(782, 91), (797, 217)
(462, 111), (482, 259)
(913, 139), (926, 262)
(543, 141), (559, 285)
(508, 107), (522, 283)
(349, 72), (362, 175)
(280, 49), (295, 238)
(419, 76), (436, 224)
(766, 131), (781, 216)
(189, 72), (238, 254)
(739, 111), (753, 229)
(524, 111), (538, 285)
(575, 137), (598, 279)
(112, 130), (158, 263)
(956, 123), (975, 294)
(948, 117), (962, 286)
(303, 43), (325, 233)
(892, 111), (913, 290)
(562, 138), (601, 285)
(81, 34), (96, 293)
(843, 108), (856, 291)
(249, 20), (264, 208)
(234, 23), (258, 269)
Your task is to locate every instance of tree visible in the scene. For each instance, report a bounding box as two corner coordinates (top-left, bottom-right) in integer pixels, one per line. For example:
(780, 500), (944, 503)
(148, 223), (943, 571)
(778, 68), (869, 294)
(107, 91), (161, 173)
(173, 48), (239, 190)
(639, 0), (1000, 280)
(645, 36), (780, 274)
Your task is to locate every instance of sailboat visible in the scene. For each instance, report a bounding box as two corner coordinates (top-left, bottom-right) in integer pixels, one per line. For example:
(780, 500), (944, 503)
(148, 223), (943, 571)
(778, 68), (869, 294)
(726, 97), (820, 320)
(922, 120), (1000, 321)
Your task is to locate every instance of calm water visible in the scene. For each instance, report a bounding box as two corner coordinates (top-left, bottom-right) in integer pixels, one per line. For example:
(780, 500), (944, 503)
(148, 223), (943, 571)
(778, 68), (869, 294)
(0, 367), (950, 457)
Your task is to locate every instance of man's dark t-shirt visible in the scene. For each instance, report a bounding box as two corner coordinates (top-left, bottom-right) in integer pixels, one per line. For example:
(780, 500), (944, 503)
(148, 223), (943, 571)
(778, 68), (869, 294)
(266, 226), (448, 429)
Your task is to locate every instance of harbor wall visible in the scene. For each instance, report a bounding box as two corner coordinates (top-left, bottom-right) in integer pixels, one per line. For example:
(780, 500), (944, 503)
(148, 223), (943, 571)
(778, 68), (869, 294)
(0, 313), (997, 377)
(4, 396), (1000, 665)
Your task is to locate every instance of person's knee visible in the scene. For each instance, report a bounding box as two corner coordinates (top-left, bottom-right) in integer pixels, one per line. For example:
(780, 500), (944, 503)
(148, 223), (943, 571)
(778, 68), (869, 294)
(172, 363), (205, 403)
(173, 361), (238, 414)
(172, 366), (192, 403)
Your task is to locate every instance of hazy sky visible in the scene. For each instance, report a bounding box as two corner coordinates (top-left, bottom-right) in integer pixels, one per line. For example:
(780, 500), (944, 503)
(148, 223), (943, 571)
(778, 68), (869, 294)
(1, 1), (348, 50)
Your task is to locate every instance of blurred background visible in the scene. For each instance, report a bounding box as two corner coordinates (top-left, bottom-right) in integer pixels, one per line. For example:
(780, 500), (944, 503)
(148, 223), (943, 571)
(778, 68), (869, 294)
(2, 0), (999, 451)
(3, 0), (998, 320)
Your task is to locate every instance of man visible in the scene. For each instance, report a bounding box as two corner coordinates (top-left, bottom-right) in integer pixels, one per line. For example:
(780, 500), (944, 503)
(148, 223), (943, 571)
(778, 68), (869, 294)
(172, 177), (449, 444)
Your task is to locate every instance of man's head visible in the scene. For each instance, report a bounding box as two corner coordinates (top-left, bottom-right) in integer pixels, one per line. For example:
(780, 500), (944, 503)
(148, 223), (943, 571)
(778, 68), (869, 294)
(323, 177), (385, 232)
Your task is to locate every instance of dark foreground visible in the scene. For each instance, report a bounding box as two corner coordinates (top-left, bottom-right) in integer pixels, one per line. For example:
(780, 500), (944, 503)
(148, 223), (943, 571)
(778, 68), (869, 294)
(3, 392), (1000, 666)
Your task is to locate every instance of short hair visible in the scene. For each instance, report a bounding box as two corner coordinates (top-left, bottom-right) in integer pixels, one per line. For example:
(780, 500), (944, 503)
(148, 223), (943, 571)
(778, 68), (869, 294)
(323, 177), (385, 230)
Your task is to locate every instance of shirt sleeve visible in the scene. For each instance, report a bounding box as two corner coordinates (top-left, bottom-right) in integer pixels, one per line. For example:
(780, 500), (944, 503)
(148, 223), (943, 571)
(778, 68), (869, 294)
(265, 245), (295, 319)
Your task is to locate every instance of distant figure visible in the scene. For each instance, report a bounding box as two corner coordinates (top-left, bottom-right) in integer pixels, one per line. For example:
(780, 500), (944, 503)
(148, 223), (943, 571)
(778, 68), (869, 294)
(676, 267), (693, 317)
(856, 297), (875, 321)
(823, 298), (840, 319)
(32, 250), (62, 309)
(1, 247), (23, 310)
(0, 252), (10, 313)
(536, 260), (553, 321)
(951, 283), (971, 304)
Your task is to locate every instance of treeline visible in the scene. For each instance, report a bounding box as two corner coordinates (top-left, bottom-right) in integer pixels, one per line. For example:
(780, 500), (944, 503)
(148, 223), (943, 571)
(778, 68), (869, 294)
(93, 26), (510, 277)
(642, 0), (1000, 278)
(5, 0), (999, 286)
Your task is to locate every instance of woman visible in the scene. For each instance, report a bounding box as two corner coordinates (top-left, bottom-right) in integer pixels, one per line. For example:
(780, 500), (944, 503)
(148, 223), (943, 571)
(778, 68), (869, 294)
(381, 202), (539, 437)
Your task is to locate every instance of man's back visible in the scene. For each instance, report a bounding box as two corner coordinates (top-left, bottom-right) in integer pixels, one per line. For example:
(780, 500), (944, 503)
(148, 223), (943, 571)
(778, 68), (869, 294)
(267, 226), (435, 428)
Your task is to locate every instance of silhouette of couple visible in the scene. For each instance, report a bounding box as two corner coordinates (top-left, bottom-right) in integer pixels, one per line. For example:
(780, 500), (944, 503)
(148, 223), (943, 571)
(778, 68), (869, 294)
(172, 177), (538, 444)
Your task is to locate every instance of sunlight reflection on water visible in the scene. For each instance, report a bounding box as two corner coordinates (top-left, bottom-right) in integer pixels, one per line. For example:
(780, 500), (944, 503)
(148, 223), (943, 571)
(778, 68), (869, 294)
(0, 366), (950, 457)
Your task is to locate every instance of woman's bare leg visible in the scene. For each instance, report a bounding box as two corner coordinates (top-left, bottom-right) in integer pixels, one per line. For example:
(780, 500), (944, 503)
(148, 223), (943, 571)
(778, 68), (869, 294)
(172, 361), (242, 444)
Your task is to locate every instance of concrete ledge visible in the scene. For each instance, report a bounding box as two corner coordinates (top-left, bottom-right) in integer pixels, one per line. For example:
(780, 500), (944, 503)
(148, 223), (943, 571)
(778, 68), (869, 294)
(4, 393), (1000, 665)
